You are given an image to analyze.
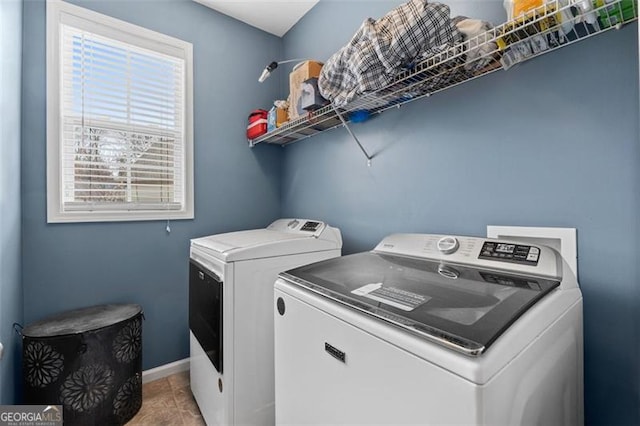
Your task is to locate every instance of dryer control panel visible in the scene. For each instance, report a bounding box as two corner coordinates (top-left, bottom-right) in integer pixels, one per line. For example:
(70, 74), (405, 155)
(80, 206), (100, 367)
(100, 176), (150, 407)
(269, 218), (326, 237)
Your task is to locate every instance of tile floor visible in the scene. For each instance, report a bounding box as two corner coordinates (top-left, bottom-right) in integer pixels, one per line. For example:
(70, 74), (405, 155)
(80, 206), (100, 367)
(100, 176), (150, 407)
(126, 371), (205, 426)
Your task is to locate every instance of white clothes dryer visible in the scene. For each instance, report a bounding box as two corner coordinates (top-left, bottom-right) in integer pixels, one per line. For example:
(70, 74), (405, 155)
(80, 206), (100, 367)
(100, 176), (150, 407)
(189, 219), (342, 426)
(274, 233), (583, 425)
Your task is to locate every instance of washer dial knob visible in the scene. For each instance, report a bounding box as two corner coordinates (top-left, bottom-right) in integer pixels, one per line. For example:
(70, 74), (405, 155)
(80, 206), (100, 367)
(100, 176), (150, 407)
(437, 236), (459, 255)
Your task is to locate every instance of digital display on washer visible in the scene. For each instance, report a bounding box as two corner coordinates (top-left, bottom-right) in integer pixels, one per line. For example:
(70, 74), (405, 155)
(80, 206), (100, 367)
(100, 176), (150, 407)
(479, 241), (540, 265)
(280, 252), (559, 356)
(495, 243), (516, 254)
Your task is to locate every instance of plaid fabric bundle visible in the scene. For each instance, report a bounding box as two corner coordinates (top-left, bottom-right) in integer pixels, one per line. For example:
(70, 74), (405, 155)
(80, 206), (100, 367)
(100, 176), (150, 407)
(318, 0), (461, 107)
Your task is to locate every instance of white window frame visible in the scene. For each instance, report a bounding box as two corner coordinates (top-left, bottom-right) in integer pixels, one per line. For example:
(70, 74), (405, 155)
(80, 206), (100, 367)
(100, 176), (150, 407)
(46, 0), (194, 223)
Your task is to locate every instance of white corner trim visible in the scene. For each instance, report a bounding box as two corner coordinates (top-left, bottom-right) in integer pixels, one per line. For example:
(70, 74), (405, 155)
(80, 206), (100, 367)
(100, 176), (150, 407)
(142, 358), (190, 384)
(487, 225), (578, 281)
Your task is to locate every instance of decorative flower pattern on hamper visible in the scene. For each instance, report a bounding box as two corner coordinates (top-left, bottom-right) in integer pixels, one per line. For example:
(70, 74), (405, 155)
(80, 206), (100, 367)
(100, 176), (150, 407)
(112, 317), (142, 363)
(24, 341), (65, 388)
(113, 374), (142, 421)
(59, 364), (115, 412)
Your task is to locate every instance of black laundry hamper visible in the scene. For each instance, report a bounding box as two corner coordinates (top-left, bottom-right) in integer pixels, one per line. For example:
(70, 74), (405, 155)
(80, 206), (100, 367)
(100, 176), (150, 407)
(21, 304), (144, 426)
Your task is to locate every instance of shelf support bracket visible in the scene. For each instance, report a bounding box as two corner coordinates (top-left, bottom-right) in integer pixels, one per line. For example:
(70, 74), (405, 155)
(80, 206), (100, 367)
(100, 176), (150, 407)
(331, 104), (373, 166)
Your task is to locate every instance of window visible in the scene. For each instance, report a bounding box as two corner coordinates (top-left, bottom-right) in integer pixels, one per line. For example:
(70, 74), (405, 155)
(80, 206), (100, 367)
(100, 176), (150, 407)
(47, 0), (193, 222)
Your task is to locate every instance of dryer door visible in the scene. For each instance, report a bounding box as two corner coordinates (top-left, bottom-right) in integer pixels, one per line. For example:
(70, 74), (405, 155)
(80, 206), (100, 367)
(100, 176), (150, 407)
(189, 259), (223, 373)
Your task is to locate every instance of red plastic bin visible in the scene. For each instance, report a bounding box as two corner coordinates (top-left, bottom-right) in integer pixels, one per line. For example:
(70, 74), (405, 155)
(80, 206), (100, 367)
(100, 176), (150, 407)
(247, 109), (268, 139)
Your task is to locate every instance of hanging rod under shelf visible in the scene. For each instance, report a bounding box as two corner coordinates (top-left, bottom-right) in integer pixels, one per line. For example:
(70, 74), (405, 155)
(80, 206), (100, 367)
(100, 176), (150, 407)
(249, 0), (638, 148)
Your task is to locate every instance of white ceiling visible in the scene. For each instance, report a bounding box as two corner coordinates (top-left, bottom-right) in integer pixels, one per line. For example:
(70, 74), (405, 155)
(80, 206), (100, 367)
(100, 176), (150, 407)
(194, 0), (320, 37)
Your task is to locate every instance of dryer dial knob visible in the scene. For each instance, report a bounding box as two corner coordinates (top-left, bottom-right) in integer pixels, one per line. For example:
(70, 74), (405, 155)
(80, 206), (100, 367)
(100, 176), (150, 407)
(437, 236), (459, 255)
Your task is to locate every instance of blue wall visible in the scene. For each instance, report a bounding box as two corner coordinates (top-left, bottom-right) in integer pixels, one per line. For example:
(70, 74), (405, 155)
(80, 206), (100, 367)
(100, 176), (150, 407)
(21, 0), (283, 372)
(282, 1), (639, 425)
(15, 0), (640, 422)
(0, 0), (24, 404)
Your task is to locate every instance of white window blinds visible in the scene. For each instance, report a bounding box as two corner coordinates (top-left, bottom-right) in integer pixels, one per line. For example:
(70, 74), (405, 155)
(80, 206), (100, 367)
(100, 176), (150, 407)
(61, 26), (185, 210)
(47, 0), (193, 223)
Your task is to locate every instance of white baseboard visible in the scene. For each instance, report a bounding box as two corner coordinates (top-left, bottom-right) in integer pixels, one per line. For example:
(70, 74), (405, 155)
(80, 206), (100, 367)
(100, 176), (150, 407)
(142, 358), (190, 384)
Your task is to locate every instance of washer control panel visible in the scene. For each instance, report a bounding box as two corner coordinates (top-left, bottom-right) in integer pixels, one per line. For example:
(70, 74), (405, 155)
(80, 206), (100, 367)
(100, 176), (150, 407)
(478, 241), (540, 265)
(374, 234), (560, 279)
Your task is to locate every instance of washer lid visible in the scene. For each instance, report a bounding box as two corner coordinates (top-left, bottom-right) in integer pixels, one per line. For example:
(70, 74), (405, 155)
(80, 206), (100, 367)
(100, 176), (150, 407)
(279, 252), (559, 356)
(191, 219), (342, 262)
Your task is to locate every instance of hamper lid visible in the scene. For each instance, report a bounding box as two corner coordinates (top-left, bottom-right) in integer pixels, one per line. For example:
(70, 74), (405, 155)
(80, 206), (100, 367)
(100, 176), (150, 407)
(23, 304), (143, 338)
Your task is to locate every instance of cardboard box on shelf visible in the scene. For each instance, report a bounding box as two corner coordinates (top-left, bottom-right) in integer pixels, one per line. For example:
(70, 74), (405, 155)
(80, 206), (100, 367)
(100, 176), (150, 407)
(267, 106), (289, 132)
(289, 61), (323, 121)
(275, 107), (288, 127)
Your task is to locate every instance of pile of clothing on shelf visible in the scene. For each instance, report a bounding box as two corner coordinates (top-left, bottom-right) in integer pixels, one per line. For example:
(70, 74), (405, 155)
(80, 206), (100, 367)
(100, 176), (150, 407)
(318, 0), (497, 109)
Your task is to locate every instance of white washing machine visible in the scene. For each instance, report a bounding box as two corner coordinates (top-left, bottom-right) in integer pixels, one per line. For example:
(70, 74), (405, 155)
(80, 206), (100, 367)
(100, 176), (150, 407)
(189, 219), (342, 426)
(274, 234), (583, 425)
